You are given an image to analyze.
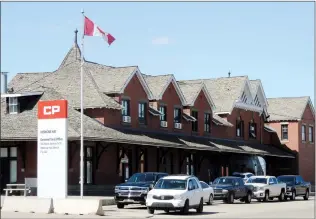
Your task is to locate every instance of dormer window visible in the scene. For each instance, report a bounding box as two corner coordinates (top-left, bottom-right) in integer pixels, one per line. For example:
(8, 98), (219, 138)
(236, 118), (244, 138)
(8, 97), (19, 114)
(249, 122), (257, 139)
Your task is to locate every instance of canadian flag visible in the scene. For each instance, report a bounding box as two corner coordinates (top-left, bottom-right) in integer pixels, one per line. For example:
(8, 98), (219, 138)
(84, 16), (115, 46)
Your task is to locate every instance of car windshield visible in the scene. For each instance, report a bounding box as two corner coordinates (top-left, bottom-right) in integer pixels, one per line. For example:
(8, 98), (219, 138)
(247, 178), (267, 184)
(154, 179), (187, 190)
(232, 173), (246, 178)
(277, 176), (295, 184)
(127, 173), (154, 183)
(213, 178), (234, 185)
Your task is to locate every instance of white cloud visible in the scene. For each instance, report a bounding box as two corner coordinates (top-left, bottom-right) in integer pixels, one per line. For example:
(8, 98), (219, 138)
(152, 37), (171, 45)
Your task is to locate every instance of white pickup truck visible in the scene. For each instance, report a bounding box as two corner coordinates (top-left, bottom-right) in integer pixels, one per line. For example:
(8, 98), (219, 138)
(245, 176), (286, 202)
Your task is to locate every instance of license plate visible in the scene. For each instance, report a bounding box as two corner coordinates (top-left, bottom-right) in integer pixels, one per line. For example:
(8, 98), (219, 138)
(124, 199), (134, 202)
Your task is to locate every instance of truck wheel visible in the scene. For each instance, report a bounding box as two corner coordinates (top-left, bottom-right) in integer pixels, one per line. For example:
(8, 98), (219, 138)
(245, 192), (252, 203)
(117, 203), (125, 209)
(196, 198), (204, 213)
(278, 190), (285, 202)
(263, 191), (269, 202)
(290, 190), (296, 201)
(181, 200), (189, 215)
(147, 208), (155, 214)
(304, 189), (309, 200)
(206, 194), (213, 205)
(228, 192), (234, 204)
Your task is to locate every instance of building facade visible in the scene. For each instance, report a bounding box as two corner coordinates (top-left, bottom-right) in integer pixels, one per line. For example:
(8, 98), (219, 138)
(266, 97), (315, 184)
(0, 34), (303, 195)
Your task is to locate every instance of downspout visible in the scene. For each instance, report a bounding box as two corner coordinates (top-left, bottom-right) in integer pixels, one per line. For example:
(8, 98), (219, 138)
(260, 110), (263, 144)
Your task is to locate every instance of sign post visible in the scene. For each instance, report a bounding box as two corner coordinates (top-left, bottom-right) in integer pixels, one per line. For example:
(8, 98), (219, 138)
(37, 100), (68, 198)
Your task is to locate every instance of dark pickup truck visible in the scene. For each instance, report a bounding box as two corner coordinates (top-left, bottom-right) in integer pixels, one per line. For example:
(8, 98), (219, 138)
(277, 175), (311, 200)
(210, 176), (253, 204)
(114, 172), (168, 209)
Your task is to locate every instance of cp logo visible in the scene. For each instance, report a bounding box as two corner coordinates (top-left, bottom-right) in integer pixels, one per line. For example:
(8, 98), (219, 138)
(43, 106), (60, 115)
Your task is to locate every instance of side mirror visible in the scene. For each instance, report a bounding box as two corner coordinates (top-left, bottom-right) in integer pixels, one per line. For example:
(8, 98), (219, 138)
(269, 182), (274, 185)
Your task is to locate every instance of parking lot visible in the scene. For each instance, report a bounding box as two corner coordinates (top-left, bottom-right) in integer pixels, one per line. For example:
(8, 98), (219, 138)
(1, 197), (314, 218)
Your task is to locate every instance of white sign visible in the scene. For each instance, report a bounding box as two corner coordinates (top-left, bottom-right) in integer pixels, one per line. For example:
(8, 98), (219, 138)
(37, 100), (68, 199)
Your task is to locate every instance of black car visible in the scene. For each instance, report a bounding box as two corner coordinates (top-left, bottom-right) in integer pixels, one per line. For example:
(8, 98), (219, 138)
(210, 176), (253, 204)
(277, 175), (311, 200)
(114, 172), (168, 208)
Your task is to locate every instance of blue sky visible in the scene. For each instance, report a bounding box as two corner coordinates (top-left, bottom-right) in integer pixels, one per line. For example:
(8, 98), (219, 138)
(1, 2), (314, 103)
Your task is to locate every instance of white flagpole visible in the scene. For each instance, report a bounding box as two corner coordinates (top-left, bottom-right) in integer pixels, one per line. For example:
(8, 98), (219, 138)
(80, 9), (85, 199)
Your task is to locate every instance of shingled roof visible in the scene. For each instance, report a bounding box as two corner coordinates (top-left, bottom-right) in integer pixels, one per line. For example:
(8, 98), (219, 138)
(249, 80), (260, 97)
(143, 74), (173, 99)
(267, 96), (314, 121)
(7, 44), (121, 109)
(204, 76), (247, 113)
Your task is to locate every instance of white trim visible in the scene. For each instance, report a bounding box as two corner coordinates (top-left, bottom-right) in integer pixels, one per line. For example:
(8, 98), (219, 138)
(158, 75), (187, 105)
(215, 111), (231, 115)
(120, 67), (153, 100)
(257, 81), (269, 107)
(233, 101), (263, 114)
(280, 122), (289, 125)
(186, 83), (215, 109)
(299, 97), (315, 119)
(1, 92), (43, 98)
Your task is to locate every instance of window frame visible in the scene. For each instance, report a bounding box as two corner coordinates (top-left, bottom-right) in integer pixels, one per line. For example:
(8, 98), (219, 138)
(174, 108), (182, 123)
(309, 126), (314, 143)
(302, 125), (306, 142)
(8, 97), (19, 114)
(159, 105), (167, 121)
(204, 113), (211, 133)
(121, 99), (130, 116)
(249, 122), (257, 139)
(281, 124), (288, 140)
(191, 111), (198, 132)
(138, 102), (147, 124)
(236, 120), (244, 137)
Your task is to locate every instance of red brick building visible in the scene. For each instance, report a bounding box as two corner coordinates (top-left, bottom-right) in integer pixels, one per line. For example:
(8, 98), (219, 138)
(266, 97), (315, 184)
(0, 35), (300, 195)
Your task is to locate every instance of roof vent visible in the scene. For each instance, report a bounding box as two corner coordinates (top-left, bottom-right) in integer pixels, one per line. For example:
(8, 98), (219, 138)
(228, 71), (231, 77)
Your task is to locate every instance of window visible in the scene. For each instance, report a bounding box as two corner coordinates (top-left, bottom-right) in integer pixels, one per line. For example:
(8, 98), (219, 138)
(204, 113), (211, 133)
(309, 126), (314, 142)
(236, 120), (244, 137)
(302, 125), (306, 142)
(1, 148), (8, 157)
(249, 122), (257, 139)
(268, 178), (274, 184)
(272, 177), (278, 184)
(121, 99), (130, 116)
(159, 106), (167, 121)
(85, 147), (93, 184)
(192, 179), (199, 189)
(191, 111), (198, 132)
(8, 97), (19, 114)
(138, 102), (147, 124)
(174, 108), (181, 123)
(281, 124), (288, 140)
(10, 160), (17, 183)
(200, 181), (209, 189)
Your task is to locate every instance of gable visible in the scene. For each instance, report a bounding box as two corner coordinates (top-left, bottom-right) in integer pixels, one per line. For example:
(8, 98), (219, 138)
(193, 89), (213, 112)
(161, 82), (182, 104)
(301, 98), (315, 120)
(124, 73), (148, 98)
(238, 79), (254, 105)
(121, 67), (153, 99)
(161, 77), (186, 105)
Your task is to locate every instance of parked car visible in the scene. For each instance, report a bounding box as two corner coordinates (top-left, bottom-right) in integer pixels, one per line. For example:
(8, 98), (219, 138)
(245, 176), (286, 202)
(210, 176), (253, 204)
(114, 172), (168, 209)
(200, 181), (214, 205)
(277, 175), (311, 200)
(232, 172), (254, 183)
(146, 175), (204, 215)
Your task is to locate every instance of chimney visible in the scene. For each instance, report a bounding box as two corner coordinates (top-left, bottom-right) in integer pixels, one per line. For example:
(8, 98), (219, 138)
(228, 71), (231, 77)
(1, 72), (8, 93)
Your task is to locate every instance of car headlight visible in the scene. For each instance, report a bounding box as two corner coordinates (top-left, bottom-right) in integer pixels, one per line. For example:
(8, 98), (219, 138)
(147, 194), (153, 199)
(141, 188), (149, 193)
(174, 195), (185, 200)
(258, 187), (264, 191)
(222, 189), (228, 193)
(114, 186), (119, 192)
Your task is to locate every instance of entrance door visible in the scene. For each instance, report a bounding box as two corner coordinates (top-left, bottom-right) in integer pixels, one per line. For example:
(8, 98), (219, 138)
(0, 159), (10, 193)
